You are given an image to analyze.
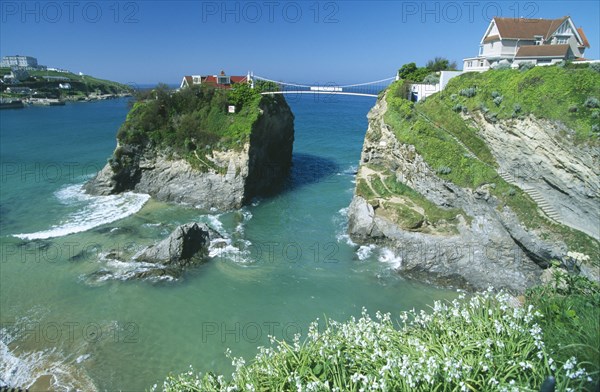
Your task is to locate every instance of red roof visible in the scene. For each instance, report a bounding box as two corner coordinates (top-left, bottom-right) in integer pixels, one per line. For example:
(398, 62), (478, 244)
(577, 27), (590, 48)
(515, 44), (570, 58)
(181, 73), (248, 89)
(493, 16), (568, 40)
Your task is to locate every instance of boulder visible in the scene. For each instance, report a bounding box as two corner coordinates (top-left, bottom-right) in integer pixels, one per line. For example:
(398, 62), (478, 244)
(135, 222), (220, 266)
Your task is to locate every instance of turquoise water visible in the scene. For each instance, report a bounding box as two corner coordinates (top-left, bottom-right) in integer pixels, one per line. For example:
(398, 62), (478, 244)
(0, 96), (455, 391)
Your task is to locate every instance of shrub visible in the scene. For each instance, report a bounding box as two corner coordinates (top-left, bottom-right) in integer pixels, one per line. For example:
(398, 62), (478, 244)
(493, 96), (503, 106)
(592, 110), (600, 119)
(459, 87), (476, 98)
(593, 124), (600, 133)
(590, 62), (600, 73)
(568, 105), (578, 113)
(158, 289), (596, 392)
(513, 103), (522, 113)
(519, 62), (535, 72)
(493, 62), (511, 70)
(452, 104), (463, 113)
(450, 93), (457, 101)
(422, 73), (440, 85)
(479, 103), (489, 113)
(437, 166), (452, 175)
(584, 96), (599, 108)
(556, 60), (566, 68)
(491, 91), (501, 98)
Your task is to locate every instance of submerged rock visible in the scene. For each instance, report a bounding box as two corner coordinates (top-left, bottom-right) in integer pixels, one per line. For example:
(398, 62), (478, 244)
(135, 222), (220, 266)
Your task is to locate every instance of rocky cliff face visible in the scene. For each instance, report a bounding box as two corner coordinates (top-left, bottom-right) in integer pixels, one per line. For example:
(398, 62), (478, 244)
(348, 93), (599, 293)
(85, 97), (294, 210)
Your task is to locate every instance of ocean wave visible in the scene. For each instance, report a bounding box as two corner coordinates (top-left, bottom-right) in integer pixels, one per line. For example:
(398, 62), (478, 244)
(334, 207), (357, 246)
(378, 247), (402, 270)
(0, 325), (97, 391)
(356, 244), (377, 260)
(13, 184), (150, 240)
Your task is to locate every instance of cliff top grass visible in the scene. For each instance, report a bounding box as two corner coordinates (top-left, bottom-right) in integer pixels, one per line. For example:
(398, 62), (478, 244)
(383, 64), (599, 264)
(440, 64), (600, 143)
(115, 82), (283, 169)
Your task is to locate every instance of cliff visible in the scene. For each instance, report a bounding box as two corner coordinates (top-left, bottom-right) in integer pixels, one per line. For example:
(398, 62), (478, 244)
(85, 84), (294, 209)
(348, 66), (600, 292)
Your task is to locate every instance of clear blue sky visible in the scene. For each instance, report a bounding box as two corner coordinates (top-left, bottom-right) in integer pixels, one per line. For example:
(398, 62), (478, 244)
(1, 1), (598, 84)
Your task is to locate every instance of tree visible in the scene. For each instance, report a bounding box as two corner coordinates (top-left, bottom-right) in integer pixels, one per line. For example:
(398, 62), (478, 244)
(398, 62), (418, 80)
(426, 57), (457, 72)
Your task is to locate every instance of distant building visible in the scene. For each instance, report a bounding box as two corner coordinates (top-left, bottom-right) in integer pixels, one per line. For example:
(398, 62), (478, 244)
(463, 16), (591, 72)
(180, 70), (248, 89)
(59, 83), (72, 89)
(3, 69), (30, 83)
(1, 55), (39, 68)
(6, 87), (33, 95)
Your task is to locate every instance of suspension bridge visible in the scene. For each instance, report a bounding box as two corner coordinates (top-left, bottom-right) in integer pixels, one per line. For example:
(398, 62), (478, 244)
(247, 73), (398, 98)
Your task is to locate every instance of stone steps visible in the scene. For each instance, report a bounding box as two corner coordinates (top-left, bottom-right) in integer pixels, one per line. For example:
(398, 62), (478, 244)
(499, 171), (563, 222)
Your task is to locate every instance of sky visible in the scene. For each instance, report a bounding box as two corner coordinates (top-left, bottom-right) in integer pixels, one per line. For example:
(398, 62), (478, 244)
(1, 0), (599, 85)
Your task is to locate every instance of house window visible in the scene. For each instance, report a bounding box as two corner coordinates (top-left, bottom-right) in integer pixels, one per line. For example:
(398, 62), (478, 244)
(556, 37), (567, 44)
(468, 61), (472, 67)
(479, 60), (484, 67)
(218, 76), (230, 85)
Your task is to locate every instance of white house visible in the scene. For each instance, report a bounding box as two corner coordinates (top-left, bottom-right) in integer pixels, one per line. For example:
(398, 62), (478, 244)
(463, 16), (590, 72)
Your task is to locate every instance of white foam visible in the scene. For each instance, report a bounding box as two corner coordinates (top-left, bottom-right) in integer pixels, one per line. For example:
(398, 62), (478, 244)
(13, 184), (150, 240)
(334, 207), (357, 246)
(208, 237), (252, 264)
(378, 247), (402, 270)
(0, 327), (97, 391)
(356, 244), (377, 260)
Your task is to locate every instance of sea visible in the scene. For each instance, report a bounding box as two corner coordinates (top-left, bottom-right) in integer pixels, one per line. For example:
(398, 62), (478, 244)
(0, 94), (456, 391)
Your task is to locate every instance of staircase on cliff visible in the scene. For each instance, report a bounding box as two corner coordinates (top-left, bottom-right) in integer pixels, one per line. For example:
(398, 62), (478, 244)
(415, 108), (566, 226)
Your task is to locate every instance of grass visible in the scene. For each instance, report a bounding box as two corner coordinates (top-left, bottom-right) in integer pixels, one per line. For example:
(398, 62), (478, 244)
(438, 66), (600, 142)
(156, 277), (599, 391)
(355, 164), (464, 232)
(112, 84), (287, 173)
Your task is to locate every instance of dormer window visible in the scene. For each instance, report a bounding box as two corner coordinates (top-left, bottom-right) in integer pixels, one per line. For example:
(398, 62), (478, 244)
(218, 76), (230, 85)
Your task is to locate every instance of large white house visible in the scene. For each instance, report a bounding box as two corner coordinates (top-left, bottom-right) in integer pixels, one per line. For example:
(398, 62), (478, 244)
(463, 16), (590, 72)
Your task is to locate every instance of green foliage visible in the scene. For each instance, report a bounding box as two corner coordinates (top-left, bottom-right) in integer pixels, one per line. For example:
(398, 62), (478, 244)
(459, 87), (476, 98)
(158, 290), (596, 391)
(397, 62), (430, 83)
(588, 62), (600, 73)
(397, 58), (457, 83)
(422, 73), (440, 85)
(425, 56), (457, 71)
(443, 66), (600, 141)
(116, 83), (271, 167)
(493, 96), (503, 106)
(519, 62), (535, 72)
(584, 97), (599, 108)
(228, 82), (260, 110)
(526, 271), (600, 383)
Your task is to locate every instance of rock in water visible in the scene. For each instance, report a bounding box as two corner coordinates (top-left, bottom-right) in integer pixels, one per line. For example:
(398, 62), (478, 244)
(135, 223), (218, 266)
